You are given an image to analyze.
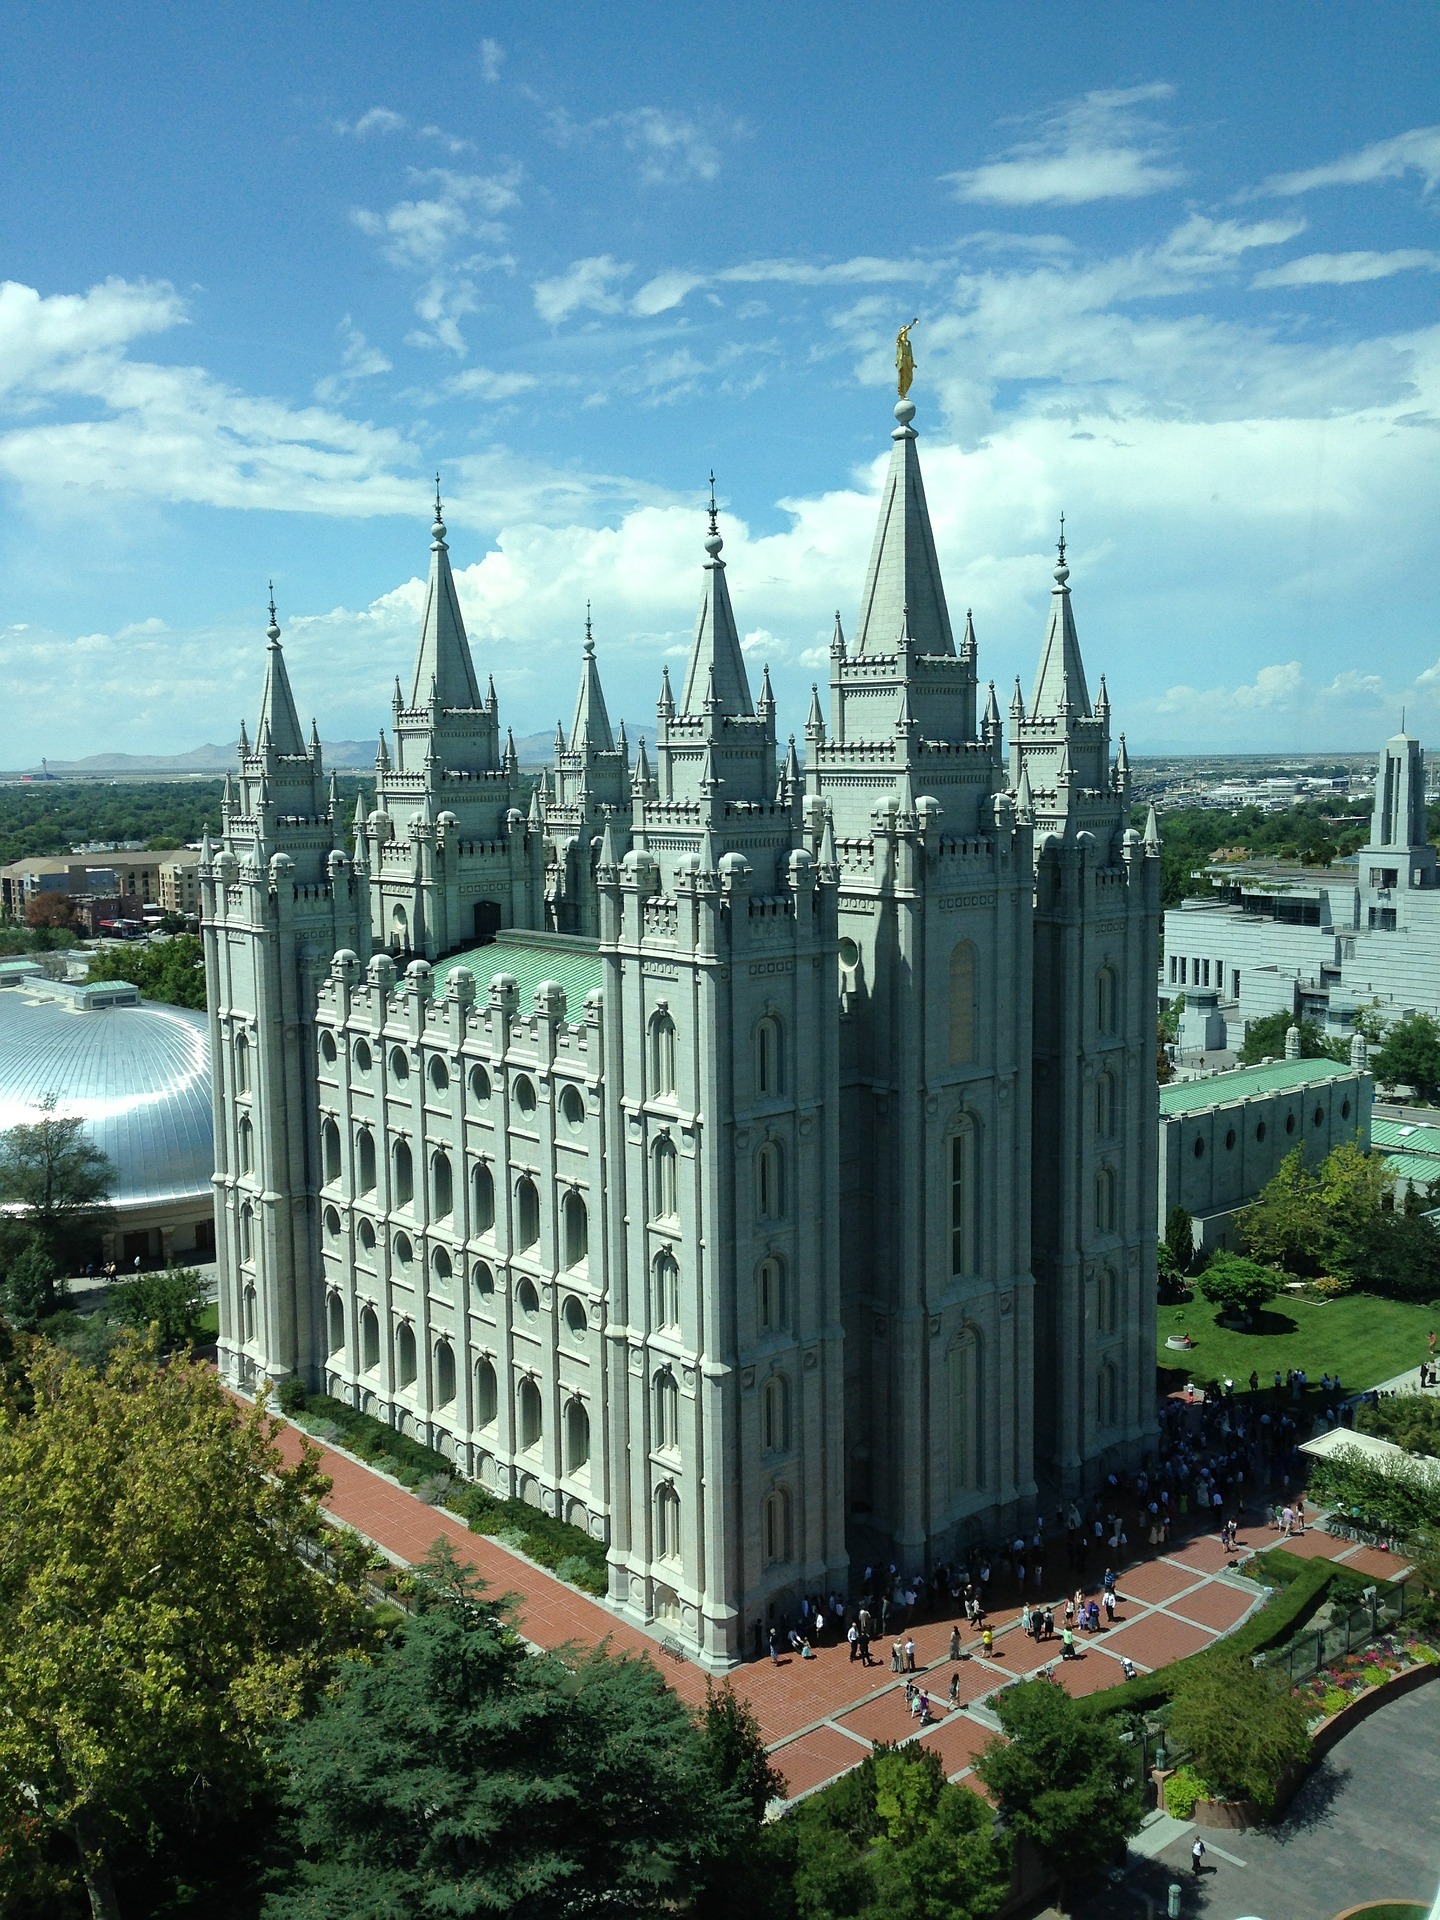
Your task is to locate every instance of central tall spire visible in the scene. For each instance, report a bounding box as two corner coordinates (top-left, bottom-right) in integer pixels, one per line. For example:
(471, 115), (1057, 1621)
(569, 606), (615, 751)
(255, 587), (307, 758)
(679, 476), (753, 717)
(854, 398), (955, 657)
(1029, 521), (1091, 717)
(408, 480), (482, 710)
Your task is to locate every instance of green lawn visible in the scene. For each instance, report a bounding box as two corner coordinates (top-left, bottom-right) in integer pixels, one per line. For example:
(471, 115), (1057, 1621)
(196, 1301), (218, 1339)
(1157, 1291), (1434, 1394)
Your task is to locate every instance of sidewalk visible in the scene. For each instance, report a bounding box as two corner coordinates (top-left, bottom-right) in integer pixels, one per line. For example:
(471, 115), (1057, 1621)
(272, 1419), (1397, 1802)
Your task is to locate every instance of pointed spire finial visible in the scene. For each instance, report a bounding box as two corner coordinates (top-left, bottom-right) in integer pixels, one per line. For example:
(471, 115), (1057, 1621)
(267, 583), (279, 643)
(584, 599), (593, 653)
(1055, 513), (1069, 586)
(708, 469), (718, 537)
(432, 474), (447, 548)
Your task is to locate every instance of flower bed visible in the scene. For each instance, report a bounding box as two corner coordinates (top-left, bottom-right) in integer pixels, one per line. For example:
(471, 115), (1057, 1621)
(1292, 1632), (1440, 1725)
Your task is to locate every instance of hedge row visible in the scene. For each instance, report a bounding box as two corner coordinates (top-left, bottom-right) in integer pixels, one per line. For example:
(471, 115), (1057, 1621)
(1072, 1549), (1393, 1722)
(291, 1392), (609, 1597)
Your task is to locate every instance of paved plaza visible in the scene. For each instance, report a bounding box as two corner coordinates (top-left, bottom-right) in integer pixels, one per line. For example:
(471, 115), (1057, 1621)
(272, 1416), (1417, 1802)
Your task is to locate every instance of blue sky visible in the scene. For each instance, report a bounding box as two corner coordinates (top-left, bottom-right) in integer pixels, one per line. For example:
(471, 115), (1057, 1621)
(1, 0), (1438, 761)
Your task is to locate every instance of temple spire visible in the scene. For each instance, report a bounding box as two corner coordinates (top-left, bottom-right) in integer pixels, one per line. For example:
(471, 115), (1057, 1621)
(854, 396), (954, 656)
(1030, 521), (1092, 718)
(679, 481), (754, 717)
(408, 481), (482, 710)
(255, 586), (307, 758)
(569, 615), (615, 752)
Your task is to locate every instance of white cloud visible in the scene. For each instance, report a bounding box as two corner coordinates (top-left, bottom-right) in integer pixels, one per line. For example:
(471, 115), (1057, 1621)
(419, 124), (477, 157)
(945, 83), (1186, 207)
(444, 366), (539, 402)
(1260, 124), (1440, 197)
(631, 254), (955, 318)
(479, 38), (505, 84)
(533, 254), (633, 324)
(343, 107), (406, 138)
(547, 105), (738, 184)
(314, 317), (392, 402)
(352, 167), (521, 352)
(1253, 249), (1440, 289)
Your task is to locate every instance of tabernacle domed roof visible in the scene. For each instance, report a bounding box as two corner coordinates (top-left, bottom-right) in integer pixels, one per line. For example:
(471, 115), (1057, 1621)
(0, 983), (212, 1207)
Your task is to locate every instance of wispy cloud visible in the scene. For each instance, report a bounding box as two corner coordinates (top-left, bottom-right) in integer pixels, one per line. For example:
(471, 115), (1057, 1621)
(313, 317), (392, 403)
(339, 106), (407, 139)
(479, 38), (505, 85)
(1259, 124), (1440, 197)
(629, 254), (954, 318)
(548, 104), (739, 184)
(1253, 248), (1440, 288)
(352, 166), (521, 352)
(533, 254), (633, 324)
(945, 83), (1186, 207)
(444, 366), (539, 402)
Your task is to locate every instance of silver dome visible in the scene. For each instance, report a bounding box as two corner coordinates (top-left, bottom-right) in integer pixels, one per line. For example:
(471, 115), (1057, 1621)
(0, 988), (212, 1207)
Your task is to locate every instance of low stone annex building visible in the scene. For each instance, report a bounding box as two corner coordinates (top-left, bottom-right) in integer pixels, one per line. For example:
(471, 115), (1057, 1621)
(204, 394), (1161, 1666)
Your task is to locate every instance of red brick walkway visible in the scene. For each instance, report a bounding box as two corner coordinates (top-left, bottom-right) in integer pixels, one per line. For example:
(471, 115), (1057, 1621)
(276, 1421), (1403, 1802)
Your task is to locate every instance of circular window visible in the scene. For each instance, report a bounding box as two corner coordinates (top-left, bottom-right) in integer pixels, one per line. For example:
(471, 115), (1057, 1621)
(559, 1084), (585, 1133)
(1313, 1105), (1325, 1126)
(353, 1038), (372, 1074)
(838, 936), (860, 970)
(516, 1277), (539, 1319)
(389, 1047), (409, 1083)
(319, 1030), (337, 1065)
(1285, 1112), (1296, 1135)
(323, 1204), (341, 1239)
(513, 1074), (537, 1117)
(432, 1247), (452, 1282)
(1341, 1097), (1352, 1119)
(472, 1259), (495, 1298)
(1224, 1128), (1236, 1151)
(429, 1057), (450, 1094)
(563, 1294), (587, 1339)
(1192, 1137), (1205, 1159)
(1256, 1121), (1267, 1142)
(358, 1219), (376, 1252)
(469, 1063), (491, 1102)
(393, 1231), (413, 1266)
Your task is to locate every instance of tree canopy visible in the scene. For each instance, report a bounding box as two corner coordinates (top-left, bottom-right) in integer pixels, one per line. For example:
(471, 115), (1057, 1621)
(0, 1099), (115, 1277)
(87, 933), (207, 1010)
(267, 1540), (769, 1920)
(974, 1678), (1144, 1890)
(1166, 1650), (1311, 1809)
(1197, 1252), (1279, 1318)
(1373, 1010), (1440, 1094)
(0, 1337), (368, 1920)
(1238, 1011), (1344, 1068)
(1236, 1141), (1440, 1298)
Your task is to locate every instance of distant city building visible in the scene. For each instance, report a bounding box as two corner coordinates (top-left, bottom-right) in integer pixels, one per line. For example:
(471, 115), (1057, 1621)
(1158, 1050), (1373, 1254)
(204, 399), (1161, 1667)
(1163, 729), (1440, 1044)
(0, 975), (214, 1266)
(159, 857), (200, 918)
(0, 848), (200, 919)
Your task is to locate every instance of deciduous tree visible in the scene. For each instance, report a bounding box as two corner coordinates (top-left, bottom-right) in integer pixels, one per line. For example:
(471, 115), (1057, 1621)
(1166, 1650), (1311, 1809)
(0, 1098), (115, 1276)
(1197, 1251), (1280, 1320)
(1374, 1011), (1440, 1094)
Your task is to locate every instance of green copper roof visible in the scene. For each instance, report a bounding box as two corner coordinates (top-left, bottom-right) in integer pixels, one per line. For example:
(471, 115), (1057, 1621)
(432, 929), (603, 1019)
(1159, 1055), (1359, 1115)
(1371, 1116), (1440, 1160)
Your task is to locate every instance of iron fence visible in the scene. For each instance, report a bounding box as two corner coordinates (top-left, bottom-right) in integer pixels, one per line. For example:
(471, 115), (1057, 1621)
(1262, 1575), (1422, 1684)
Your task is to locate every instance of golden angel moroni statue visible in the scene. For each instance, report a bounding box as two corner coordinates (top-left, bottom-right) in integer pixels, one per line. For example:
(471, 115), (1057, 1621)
(896, 319), (917, 398)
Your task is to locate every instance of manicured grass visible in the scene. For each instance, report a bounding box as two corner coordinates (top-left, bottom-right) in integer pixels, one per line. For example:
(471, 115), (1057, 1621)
(195, 1301), (218, 1338)
(1334, 1905), (1427, 1919)
(1157, 1291), (1435, 1394)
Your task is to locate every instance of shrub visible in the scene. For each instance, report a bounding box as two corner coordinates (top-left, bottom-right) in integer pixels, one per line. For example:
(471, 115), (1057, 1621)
(277, 1377), (308, 1415)
(1198, 1252), (1280, 1318)
(1321, 1687), (1348, 1716)
(1163, 1766), (1211, 1819)
(1167, 1649), (1311, 1809)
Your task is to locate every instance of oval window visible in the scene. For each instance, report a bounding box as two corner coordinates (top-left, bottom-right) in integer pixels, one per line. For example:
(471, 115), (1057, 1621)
(472, 1259), (495, 1298)
(838, 936), (860, 970)
(1256, 1121), (1267, 1142)
(1224, 1128), (1236, 1151)
(320, 1030), (337, 1065)
(358, 1218), (376, 1252)
(513, 1075), (537, 1116)
(1192, 1137), (1205, 1159)
(559, 1084), (585, 1133)
(390, 1047), (409, 1083)
(430, 1057), (450, 1094)
(470, 1063), (491, 1101)
(517, 1277), (539, 1319)
(393, 1231), (413, 1266)
(1341, 1097), (1352, 1119)
(563, 1294), (587, 1339)
(353, 1038), (372, 1074)
(323, 1204), (341, 1239)
(1285, 1113), (1296, 1135)
(1313, 1105), (1325, 1127)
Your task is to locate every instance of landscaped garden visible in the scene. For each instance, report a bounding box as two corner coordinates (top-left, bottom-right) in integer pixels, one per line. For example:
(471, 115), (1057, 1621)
(1156, 1290), (1434, 1395)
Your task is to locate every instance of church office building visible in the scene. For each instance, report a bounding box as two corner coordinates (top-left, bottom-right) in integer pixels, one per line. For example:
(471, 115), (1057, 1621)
(205, 394), (1161, 1667)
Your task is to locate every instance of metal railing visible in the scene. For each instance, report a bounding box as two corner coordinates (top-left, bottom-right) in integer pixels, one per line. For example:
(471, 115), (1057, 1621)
(1262, 1575), (1422, 1684)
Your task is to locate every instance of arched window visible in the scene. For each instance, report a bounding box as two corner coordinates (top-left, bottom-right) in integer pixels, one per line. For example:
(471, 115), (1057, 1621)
(762, 1487), (791, 1566)
(651, 1136), (678, 1221)
(950, 1117), (977, 1278)
(1098, 1360), (1119, 1428)
(564, 1397), (590, 1475)
(238, 1115), (253, 1176)
(755, 1015), (783, 1096)
(949, 941), (977, 1065)
(515, 1177), (540, 1249)
(472, 1162), (495, 1234)
(757, 1256), (788, 1332)
(431, 1247), (452, 1287)
(390, 904), (409, 952)
(655, 1482), (682, 1564)
(431, 1150), (453, 1219)
(1097, 967), (1118, 1037)
(1095, 1072), (1117, 1140)
(326, 1291), (344, 1355)
(474, 1357), (498, 1426)
(389, 1047), (410, 1084)
(756, 1140), (784, 1220)
(357, 1127), (376, 1194)
(949, 1327), (981, 1493)
(360, 1303), (380, 1372)
(1095, 1165), (1117, 1234)
(434, 1338), (456, 1407)
(234, 1030), (250, 1094)
(322, 1119), (341, 1185)
(242, 1282), (257, 1344)
(761, 1372), (790, 1452)
(393, 1139), (413, 1209)
(562, 1190), (588, 1268)
(650, 1012), (676, 1098)
(652, 1251), (680, 1330)
(238, 1201), (253, 1264)
(1099, 1266), (1120, 1336)
(653, 1369), (680, 1452)
(518, 1376), (543, 1450)
(469, 1062), (491, 1101)
(396, 1322), (417, 1390)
